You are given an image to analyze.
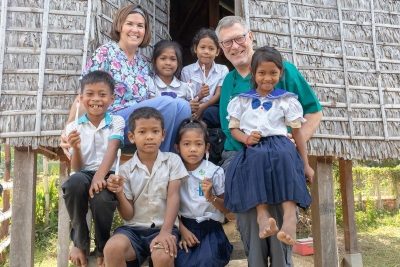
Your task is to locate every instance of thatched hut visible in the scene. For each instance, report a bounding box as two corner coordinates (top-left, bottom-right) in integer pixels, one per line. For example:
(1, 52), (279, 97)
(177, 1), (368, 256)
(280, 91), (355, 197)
(0, 0), (399, 266)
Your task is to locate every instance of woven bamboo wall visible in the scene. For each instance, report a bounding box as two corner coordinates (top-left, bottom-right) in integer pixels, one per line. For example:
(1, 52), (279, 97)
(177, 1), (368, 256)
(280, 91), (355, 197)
(244, 0), (400, 160)
(0, 0), (169, 148)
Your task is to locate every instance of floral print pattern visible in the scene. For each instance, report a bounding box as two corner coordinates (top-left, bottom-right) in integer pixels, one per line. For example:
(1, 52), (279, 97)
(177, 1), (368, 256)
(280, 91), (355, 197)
(82, 41), (153, 112)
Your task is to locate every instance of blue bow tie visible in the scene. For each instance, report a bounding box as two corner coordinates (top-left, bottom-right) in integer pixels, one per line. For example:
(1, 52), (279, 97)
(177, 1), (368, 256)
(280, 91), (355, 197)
(252, 98), (272, 110)
(161, 91), (177, 98)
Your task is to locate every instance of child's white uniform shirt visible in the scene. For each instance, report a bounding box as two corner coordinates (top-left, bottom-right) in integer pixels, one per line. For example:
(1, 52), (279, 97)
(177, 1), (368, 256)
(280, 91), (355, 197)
(227, 90), (305, 137)
(120, 151), (189, 228)
(149, 75), (192, 100)
(179, 160), (225, 223)
(181, 61), (229, 103)
(65, 113), (125, 171)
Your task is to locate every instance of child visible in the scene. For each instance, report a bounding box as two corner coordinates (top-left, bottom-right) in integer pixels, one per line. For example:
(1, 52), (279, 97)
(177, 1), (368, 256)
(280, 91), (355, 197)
(150, 40), (192, 101)
(224, 46), (314, 245)
(104, 107), (188, 267)
(174, 119), (232, 267)
(181, 28), (229, 128)
(62, 70), (125, 267)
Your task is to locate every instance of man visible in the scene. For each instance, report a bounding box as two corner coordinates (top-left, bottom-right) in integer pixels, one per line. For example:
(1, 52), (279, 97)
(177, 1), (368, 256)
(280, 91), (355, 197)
(216, 16), (322, 266)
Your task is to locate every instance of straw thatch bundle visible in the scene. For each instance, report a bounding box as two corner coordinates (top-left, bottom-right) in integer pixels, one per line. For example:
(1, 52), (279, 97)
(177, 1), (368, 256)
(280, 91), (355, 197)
(243, 0), (400, 160)
(0, 0), (169, 148)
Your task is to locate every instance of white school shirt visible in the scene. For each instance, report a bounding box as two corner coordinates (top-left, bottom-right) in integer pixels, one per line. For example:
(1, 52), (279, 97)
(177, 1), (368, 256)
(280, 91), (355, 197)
(65, 112), (125, 171)
(227, 89), (306, 137)
(149, 75), (192, 101)
(179, 160), (225, 223)
(181, 61), (229, 103)
(120, 151), (188, 228)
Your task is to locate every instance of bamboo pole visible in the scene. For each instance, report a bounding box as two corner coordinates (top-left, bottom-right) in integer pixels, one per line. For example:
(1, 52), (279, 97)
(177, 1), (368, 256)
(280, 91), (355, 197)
(43, 156), (50, 225)
(80, 0), (92, 74)
(0, 0), (9, 99)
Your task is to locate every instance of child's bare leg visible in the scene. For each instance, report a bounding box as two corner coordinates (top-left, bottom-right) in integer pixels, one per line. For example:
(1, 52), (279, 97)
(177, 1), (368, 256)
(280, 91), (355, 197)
(151, 249), (175, 267)
(277, 201), (297, 245)
(69, 246), (87, 267)
(96, 256), (105, 267)
(256, 204), (278, 239)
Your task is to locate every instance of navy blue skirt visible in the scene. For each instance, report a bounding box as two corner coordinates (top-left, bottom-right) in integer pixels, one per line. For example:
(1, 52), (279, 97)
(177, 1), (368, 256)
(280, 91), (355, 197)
(224, 135), (311, 213)
(175, 217), (232, 267)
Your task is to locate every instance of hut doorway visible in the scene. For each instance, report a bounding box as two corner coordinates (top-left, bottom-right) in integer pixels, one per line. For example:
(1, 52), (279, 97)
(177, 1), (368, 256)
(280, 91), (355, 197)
(169, 0), (234, 68)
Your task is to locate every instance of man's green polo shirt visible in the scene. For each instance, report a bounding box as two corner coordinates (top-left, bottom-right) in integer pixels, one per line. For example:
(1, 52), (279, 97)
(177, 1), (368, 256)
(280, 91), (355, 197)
(219, 61), (322, 151)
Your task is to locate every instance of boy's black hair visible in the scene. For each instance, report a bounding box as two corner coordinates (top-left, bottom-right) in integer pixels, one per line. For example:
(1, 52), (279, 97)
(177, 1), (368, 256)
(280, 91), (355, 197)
(250, 46), (284, 88)
(152, 40), (183, 79)
(80, 70), (115, 94)
(191, 28), (219, 55)
(128, 107), (164, 132)
(175, 118), (209, 145)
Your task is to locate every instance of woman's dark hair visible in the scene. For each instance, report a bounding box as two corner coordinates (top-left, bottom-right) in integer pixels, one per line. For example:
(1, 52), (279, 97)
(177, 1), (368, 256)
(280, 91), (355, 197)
(191, 28), (219, 55)
(175, 118), (209, 145)
(80, 70), (115, 94)
(128, 107), (164, 131)
(250, 46), (284, 88)
(152, 40), (183, 78)
(110, 4), (151, 47)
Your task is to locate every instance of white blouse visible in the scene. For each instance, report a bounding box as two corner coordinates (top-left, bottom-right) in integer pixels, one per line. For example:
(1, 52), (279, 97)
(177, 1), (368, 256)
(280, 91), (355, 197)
(179, 160), (225, 223)
(149, 75), (192, 101)
(181, 61), (229, 103)
(227, 89), (306, 137)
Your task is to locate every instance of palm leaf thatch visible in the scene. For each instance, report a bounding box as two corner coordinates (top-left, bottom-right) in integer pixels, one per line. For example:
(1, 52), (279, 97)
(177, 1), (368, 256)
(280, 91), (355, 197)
(243, 0), (400, 160)
(0, 0), (169, 147)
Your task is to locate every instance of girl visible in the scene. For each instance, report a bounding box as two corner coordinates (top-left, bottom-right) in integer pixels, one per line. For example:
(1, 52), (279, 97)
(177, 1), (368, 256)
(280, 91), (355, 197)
(224, 46), (314, 246)
(181, 28), (229, 127)
(175, 119), (232, 267)
(150, 40), (193, 101)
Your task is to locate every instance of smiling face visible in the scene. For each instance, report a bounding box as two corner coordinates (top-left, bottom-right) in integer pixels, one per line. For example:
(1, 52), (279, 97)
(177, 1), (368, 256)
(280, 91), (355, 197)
(155, 47), (178, 80)
(194, 37), (219, 67)
(118, 13), (146, 51)
(176, 129), (209, 171)
(254, 61), (282, 96)
(80, 82), (114, 122)
(128, 118), (165, 155)
(218, 23), (254, 70)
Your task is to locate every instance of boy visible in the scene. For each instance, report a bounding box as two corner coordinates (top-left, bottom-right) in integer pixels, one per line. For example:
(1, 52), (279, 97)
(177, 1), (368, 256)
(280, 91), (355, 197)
(104, 107), (188, 267)
(62, 70), (125, 267)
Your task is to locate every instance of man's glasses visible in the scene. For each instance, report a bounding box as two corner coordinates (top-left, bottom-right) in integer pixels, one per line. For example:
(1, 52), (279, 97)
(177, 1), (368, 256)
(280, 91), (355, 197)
(219, 32), (248, 48)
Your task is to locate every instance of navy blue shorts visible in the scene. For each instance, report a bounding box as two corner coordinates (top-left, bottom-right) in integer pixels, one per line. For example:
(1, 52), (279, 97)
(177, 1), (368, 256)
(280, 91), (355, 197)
(114, 225), (179, 267)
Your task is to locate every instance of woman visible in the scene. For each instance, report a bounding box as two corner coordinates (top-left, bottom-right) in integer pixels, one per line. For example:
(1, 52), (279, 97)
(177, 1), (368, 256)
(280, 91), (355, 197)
(62, 4), (191, 155)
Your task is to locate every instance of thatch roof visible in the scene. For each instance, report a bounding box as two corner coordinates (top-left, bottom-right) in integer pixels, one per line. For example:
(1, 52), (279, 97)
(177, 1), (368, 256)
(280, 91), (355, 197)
(0, 0), (169, 147)
(1, 0), (399, 160)
(243, 0), (400, 160)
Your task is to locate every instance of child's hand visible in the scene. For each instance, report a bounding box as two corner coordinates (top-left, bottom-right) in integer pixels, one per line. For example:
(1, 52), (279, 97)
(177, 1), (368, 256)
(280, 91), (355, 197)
(67, 130), (81, 150)
(89, 175), (107, 198)
(246, 131), (261, 146)
(107, 174), (124, 194)
(197, 84), (209, 100)
(189, 99), (200, 114)
(179, 226), (200, 253)
(150, 230), (177, 258)
(201, 178), (213, 200)
(305, 164), (315, 183)
(193, 103), (206, 119)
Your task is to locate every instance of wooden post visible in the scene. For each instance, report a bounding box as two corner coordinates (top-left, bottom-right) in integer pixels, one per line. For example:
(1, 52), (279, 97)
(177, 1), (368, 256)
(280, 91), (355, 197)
(234, 0), (243, 16)
(57, 160), (70, 267)
(43, 156), (50, 225)
(10, 148), (37, 267)
(339, 159), (363, 267)
(309, 156), (339, 267)
(0, 145), (11, 262)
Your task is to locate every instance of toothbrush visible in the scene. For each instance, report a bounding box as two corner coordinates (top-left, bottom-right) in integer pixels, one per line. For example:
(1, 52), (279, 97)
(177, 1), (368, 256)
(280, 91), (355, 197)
(115, 148), (121, 176)
(201, 64), (207, 83)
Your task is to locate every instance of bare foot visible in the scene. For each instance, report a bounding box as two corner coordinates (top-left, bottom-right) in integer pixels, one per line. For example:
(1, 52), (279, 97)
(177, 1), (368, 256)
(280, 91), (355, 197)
(97, 256), (105, 267)
(69, 246), (88, 267)
(258, 217), (279, 239)
(277, 230), (296, 245)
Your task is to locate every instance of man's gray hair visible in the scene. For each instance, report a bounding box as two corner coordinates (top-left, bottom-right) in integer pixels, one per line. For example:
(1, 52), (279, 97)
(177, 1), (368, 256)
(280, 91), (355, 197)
(215, 16), (250, 39)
